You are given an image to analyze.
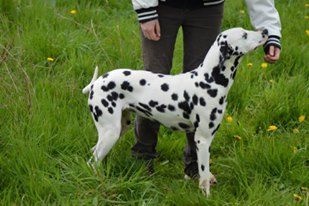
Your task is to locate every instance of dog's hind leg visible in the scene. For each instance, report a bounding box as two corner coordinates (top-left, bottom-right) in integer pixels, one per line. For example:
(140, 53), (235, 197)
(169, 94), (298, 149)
(120, 110), (131, 136)
(92, 118), (122, 163)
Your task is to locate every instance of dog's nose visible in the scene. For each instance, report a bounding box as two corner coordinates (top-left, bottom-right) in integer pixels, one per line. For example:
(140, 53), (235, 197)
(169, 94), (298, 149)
(262, 29), (268, 37)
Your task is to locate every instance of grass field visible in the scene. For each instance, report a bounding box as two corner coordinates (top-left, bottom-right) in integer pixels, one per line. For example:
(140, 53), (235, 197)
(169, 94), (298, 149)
(0, 0), (308, 205)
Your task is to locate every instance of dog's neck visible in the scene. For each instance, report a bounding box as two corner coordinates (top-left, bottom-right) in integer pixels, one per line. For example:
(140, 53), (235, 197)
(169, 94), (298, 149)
(199, 42), (243, 92)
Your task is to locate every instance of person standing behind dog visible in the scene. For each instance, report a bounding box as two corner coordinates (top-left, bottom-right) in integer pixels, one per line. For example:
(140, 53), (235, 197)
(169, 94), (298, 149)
(131, 0), (282, 177)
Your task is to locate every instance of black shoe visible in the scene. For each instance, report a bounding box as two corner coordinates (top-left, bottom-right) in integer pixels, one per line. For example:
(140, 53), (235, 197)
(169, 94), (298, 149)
(184, 161), (199, 179)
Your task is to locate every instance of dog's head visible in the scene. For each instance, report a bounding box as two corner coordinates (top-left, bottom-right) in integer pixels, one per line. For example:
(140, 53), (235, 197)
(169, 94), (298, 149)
(217, 28), (268, 59)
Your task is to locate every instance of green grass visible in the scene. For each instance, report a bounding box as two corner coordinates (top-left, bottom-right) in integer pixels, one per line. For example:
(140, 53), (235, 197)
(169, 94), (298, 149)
(0, 0), (308, 205)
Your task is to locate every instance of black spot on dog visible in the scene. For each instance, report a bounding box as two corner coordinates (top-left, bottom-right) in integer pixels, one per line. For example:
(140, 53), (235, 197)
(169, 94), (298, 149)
(178, 101), (191, 114)
(168, 104), (175, 111)
(112, 102), (116, 107)
(123, 71), (131, 76)
(209, 122), (214, 128)
(161, 83), (169, 92)
(101, 85), (109, 92)
(101, 99), (109, 107)
(211, 124), (221, 136)
(149, 100), (158, 107)
(183, 112), (190, 119)
(156, 104), (166, 113)
(192, 95), (198, 105)
(111, 92), (118, 101)
(199, 82), (211, 89)
(183, 91), (190, 101)
(179, 122), (190, 130)
(195, 82), (199, 87)
(158, 74), (164, 78)
(207, 89), (218, 97)
(201, 164), (205, 171)
(121, 81), (133, 92)
(94, 106), (103, 122)
(136, 106), (152, 117)
(90, 90), (94, 99)
(119, 93), (125, 99)
(190, 102), (194, 110)
(204, 73), (214, 83)
(108, 107), (114, 114)
(139, 79), (146, 86)
(231, 69), (238, 79)
(210, 108), (217, 121)
(218, 109), (222, 114)
(171, 93), (178, 101)
(103, 73), (109, 78)
(107, 95), (113, 102)
(194, 121), (199, 128)
(196, 114), (200, 122)
(138, 102), (151, 112)
(242, 32), (248, 39)
(219, 96), (225, 105)
(199, 97), (206, 106)
(212, 65), (229, 87)
(107, 81), (116, 90)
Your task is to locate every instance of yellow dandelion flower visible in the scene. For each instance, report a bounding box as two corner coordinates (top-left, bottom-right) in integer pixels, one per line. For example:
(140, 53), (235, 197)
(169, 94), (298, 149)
(261, 62), (268, 69)
(226, 116), (233, 123)
(267, 125), (278, 132)
(234, 135), (242, 141)
(47, 57), (54, 62)
(293, 194), (302, 201)
(247, 63), (253, 68)
(70, 9), (77, 14)
(292, 128), (299, 134)
(306, 30), (309, 36)
(298, 115), (305, 123)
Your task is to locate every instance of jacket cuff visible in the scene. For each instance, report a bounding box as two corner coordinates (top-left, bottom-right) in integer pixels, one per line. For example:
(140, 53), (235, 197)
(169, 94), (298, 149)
(135, 7), (158, 23)
(264, 35), (281, 53)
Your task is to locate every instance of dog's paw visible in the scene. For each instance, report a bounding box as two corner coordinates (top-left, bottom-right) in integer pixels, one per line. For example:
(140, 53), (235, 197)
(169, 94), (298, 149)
(209, 172), (217, 185)
(199, 178), (211, 197)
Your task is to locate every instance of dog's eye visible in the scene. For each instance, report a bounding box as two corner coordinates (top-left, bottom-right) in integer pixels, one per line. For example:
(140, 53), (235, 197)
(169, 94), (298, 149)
(242, 32), (248, 39)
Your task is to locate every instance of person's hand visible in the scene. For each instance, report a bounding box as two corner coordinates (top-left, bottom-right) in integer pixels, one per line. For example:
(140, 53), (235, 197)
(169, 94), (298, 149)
(264, 45), (281, 63)
(140, 19), (161, 41)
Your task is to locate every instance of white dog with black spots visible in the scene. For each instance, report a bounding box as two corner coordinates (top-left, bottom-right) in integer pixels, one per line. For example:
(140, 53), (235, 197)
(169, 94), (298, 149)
(83, 27), (268, 196)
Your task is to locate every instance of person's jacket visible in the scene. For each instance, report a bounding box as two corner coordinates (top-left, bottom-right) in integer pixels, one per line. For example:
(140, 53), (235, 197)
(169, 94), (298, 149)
(132, 0), (281, 51)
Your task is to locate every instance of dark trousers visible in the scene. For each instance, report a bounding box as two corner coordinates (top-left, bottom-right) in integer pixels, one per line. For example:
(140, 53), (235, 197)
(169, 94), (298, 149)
(132, 4), (224, 174)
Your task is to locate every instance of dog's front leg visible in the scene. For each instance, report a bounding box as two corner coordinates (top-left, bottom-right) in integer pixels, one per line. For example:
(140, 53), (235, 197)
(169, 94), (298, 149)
(194, 129), (214, 197)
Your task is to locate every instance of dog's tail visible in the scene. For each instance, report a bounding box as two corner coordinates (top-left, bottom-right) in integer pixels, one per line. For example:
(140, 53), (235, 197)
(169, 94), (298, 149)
(82, 66), (99, 94)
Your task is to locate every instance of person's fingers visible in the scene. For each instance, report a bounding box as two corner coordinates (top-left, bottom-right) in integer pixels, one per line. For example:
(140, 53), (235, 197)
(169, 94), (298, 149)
(140, 20), (160, 41)
(268, 46), (275, 57)
(264, 46), (281, 63)
(155, 21), (161, 39)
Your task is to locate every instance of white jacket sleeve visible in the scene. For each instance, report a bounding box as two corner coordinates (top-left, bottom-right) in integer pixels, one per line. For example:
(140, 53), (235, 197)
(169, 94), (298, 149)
(245, 0), (282, 51)
(132, 0), (159, 23)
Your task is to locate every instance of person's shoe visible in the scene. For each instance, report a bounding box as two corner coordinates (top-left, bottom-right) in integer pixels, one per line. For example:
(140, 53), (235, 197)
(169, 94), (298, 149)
(184, 161), (199, 179)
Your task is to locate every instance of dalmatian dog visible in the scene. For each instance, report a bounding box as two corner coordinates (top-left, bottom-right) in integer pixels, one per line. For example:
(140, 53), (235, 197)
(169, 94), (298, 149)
(83, 28), (268, 196)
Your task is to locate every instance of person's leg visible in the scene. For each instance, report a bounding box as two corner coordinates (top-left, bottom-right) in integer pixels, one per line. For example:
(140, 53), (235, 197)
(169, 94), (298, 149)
(182, 4), (224, 178)
(132, 5), (183, 163)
